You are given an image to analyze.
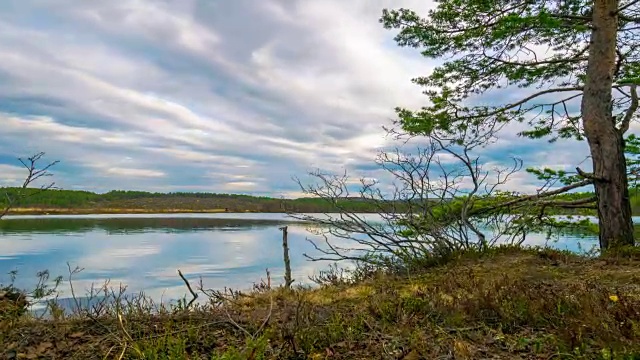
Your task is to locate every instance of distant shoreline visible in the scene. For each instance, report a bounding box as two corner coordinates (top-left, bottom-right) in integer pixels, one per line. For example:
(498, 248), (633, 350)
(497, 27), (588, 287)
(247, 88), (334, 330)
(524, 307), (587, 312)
(0, 188), (389, 214)
(3, 208), (365, 216)
(5, 208), (264, 216)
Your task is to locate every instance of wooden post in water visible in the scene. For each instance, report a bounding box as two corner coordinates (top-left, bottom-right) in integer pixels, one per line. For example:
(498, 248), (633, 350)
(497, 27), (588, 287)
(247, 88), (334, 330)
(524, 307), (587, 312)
(279, 226), (293, 289)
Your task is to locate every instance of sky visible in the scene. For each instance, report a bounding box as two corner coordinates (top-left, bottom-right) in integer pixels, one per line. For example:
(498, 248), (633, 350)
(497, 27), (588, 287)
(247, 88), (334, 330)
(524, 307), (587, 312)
(0, 0), (608, 198)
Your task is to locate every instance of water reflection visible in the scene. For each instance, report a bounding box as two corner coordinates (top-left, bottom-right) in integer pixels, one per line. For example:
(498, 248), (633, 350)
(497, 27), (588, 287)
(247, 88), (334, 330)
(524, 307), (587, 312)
(0, 215), (349, 307)
(0, 213), (616, 308)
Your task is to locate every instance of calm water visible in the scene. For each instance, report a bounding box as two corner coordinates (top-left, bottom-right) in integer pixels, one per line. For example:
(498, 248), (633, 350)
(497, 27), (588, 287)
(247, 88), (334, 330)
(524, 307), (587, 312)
(0, 213), (629, 307)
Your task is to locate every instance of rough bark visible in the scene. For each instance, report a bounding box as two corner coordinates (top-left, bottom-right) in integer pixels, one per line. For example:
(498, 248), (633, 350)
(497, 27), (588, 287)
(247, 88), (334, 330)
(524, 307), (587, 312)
(280, 226), (293, 289)
(581, 0), (635, 249)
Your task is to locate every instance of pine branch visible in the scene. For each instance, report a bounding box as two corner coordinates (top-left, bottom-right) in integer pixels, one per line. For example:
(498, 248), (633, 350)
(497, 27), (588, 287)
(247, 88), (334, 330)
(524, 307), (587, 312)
(473, 179), (593, 216)
(464, 87), (584, 120)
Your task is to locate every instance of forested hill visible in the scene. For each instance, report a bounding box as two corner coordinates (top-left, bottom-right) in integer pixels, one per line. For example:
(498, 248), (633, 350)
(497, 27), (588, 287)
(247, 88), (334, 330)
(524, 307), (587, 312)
(0, 188), (384, 214)
(3, 187), (640, 215)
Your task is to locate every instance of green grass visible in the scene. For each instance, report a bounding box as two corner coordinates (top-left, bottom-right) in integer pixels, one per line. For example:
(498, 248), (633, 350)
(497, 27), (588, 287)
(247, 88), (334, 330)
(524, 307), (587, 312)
(2, 246), (640, 359)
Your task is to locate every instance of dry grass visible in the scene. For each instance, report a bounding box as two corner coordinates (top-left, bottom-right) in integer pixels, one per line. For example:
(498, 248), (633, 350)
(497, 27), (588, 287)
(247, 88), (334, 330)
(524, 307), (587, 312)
(2, 247), (640, 359)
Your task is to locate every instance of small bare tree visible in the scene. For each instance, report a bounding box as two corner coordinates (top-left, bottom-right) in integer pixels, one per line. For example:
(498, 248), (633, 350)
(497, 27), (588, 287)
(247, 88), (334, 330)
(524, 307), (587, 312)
(292, 121), (598, 270)
(0, 152), (59, 219)
(292, 121), (509, 267)
(0, 152), (59, 318)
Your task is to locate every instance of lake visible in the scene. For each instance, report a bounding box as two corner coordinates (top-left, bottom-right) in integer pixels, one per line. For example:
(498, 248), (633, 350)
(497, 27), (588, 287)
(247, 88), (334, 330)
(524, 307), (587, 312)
(0, 213), (629, 308)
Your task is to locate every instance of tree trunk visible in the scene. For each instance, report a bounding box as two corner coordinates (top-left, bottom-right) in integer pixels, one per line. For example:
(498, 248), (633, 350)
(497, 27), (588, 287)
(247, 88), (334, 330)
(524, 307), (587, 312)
(581, 0), (635, 249)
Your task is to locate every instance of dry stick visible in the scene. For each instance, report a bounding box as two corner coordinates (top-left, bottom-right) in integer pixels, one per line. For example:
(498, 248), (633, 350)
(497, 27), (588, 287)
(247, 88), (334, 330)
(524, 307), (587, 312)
(254, 293), (274, 338)
(266, 268), (271, 289)
(279, 226), (294, 289)
(177, 269), (198, 308)
(221, 293), (274, 340)
(115, 312), (132, 359)
(223, 308), (254, 338)
(116, 345), (126, 360)
(102, 345), (116, 360)
(221, 269), (274, 340)
(117, 313), (135, 343)
(116, 312), (145, 358)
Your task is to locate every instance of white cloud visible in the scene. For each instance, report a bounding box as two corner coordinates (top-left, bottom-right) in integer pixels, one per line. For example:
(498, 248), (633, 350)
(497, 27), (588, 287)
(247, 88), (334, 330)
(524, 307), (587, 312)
(0, 164), (27, 186)
(65, 0), (221, 55)
(104, 168), (166, 178)
(0, 0), (601, 196)
(223, 181), (259, 189)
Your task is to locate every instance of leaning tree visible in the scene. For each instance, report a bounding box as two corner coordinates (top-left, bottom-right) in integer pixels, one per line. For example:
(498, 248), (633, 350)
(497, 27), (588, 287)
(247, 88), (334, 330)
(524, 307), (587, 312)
(380, 0), (639, 249)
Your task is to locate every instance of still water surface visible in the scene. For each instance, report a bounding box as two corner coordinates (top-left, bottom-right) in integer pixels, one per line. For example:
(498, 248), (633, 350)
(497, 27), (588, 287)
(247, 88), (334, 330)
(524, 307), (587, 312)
(0, 213), (625, 305)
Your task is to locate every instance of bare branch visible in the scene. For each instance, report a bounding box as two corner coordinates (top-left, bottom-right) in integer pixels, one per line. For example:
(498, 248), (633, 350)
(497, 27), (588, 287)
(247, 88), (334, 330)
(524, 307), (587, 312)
(618, 84), (638, 134)
(576, 167), (609, 182)
(463, 87), (584, 120)
(177, 269), (198, 309)
(1, 152), (59, 219)
(618, 13), (640, 23)
(616, 0), (640, 15)
(482, 47), (588, 67)
(474, 179), (593, 216)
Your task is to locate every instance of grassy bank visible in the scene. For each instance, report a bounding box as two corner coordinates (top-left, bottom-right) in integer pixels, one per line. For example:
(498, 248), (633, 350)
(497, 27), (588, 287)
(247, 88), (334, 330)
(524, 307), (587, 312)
(2, 247), (639, 359)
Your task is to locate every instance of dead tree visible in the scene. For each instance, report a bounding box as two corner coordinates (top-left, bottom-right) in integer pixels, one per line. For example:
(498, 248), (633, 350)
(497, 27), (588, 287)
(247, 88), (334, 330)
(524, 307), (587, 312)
(279, 226), (294, 289)
(0, 152), (59, 219)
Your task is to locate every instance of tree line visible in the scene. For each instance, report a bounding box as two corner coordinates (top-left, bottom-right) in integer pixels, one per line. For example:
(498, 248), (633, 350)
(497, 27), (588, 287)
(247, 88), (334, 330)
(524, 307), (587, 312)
(0, 187), (398, 213)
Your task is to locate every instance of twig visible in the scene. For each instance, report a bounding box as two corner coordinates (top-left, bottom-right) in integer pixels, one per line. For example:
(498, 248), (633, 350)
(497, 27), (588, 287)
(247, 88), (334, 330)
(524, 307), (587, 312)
(117, 312), (134, 342)
(619, 84), (638, 134)
(219, 269), (274, 340)
(177, 269), (198, 309)
(253, 293), (274, 339)
(222, 307), (254, 338)
(116, 312), (143, 358)
(67, 263), (85, 315)
(116, 344), (126, 360)
(102, 345), (116, 360)
(115, 313), (131, 360)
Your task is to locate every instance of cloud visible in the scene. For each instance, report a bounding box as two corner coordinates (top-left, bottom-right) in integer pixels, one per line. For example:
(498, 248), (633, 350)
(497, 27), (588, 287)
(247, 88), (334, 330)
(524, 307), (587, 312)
(0, 164), (27, 186)
(0, 0), (610, 196)
(103, 167), (166, 178)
